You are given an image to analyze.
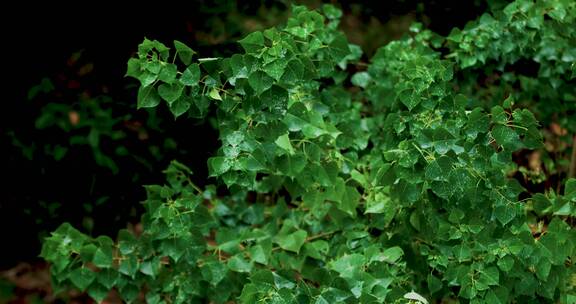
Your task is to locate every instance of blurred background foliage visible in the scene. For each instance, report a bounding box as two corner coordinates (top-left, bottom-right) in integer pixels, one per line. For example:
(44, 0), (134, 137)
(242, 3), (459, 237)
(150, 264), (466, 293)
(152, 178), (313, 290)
(2, 0), (574, 302)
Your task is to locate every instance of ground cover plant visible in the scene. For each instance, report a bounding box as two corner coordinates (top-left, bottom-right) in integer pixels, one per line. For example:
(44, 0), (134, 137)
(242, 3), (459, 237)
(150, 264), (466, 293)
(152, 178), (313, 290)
(41, 1), (575, 303)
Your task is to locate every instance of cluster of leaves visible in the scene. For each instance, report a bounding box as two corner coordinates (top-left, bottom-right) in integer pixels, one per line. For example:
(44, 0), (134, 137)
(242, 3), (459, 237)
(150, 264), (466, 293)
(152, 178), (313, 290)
(42, 2), (575, 303)
(447, 0), (576, 130)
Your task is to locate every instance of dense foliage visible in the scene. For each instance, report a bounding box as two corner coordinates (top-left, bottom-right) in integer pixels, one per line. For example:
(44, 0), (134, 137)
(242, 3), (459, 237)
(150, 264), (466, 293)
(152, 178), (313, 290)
(42, 1), (575, 303)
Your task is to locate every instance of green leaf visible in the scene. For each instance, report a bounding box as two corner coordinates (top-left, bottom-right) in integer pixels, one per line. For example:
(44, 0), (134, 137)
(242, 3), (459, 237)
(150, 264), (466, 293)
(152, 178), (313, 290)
(118, 256), (138, 277)
(228, 254), (253, 273)
(208, 157), (231, 176)
(427, 274), (442, 294)
(277, 230), (307, 253)
(96, 269), (118, 289)
(68, 267), (96, 291)
(159, 237), (188, 262)
(477, 267), (499, 290)
(170, 96), (192, 118)
(87, 283), (108, 302)
(492, 125), (521, 150)
(329, 253), (364, 278)
(276, 154), (307, 178)
(351, 72), (371, 88)
(281, 59), (304, 83)
(158, 82), (184, 104)
(381, 246), (404, 264)
(493, 204), (516, 226)
(118, 230), (137, 255)
(202, 261), (228, 285)
(248, 70), (274, 94)
(275, 133), (294, 154)
(497, 255), (514, 272)
(304, 240), (329, 260)
(137, 86), (161, 109)
(93, 247), (113, 268)
(174, 40), (196, 65)
(248, 245), (268, 264)
(261, 85), (289, 114)
(208, 88), (222, 101)
(238, 31), (265, 53)
(180, 64), (200, 86)
(158, 63), (178, 83)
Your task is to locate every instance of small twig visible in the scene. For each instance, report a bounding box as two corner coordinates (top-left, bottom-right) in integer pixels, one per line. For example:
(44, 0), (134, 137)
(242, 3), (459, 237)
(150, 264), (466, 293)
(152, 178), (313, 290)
(569, 134), (576, 179)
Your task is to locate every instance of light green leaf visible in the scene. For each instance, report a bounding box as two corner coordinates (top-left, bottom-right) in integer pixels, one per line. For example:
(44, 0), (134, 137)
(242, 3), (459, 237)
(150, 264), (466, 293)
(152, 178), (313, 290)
(275, 133), (294, 154)
(228, 255), (253, 273)
(351, 72), (371, 88)
(403, 291), (429, 304)
(208, 88), (222, 101)
(277, 230), (307, 253)
(329, 253), (364, 278)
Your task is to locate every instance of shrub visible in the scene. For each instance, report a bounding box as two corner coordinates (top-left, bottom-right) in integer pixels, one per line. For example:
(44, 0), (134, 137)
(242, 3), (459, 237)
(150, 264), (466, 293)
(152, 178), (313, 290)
(42, 1), (575, 303)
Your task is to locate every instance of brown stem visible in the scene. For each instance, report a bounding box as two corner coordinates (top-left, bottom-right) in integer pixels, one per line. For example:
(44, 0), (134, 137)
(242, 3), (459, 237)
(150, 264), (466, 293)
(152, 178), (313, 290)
(569, 134), (576, 179)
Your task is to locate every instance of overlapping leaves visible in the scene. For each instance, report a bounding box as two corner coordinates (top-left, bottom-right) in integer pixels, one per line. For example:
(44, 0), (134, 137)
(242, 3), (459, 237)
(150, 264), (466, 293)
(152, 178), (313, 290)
(42, 2), (575, 303)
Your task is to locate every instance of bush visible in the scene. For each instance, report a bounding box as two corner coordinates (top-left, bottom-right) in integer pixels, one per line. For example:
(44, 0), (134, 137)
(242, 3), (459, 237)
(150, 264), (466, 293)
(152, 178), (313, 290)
(42, 1), (575, 303)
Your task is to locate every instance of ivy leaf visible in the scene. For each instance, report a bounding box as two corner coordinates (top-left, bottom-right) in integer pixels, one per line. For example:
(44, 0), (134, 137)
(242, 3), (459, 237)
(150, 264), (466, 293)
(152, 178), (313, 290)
(96, 269), (118, 289)
(275, 133), (294, 154)
(492, 125), (521, 150)
(208, 88), (222, 101)
(493, 204), (517, 226)
(68, 267), (96, 291)
(169, 96), (192, 118)
(329, 254), (364, 278)
(180, 64), (200, 86)
(277, 230), (307, 253)
(158, 83), (184, 104)
(158, 63), (178, 83)
(248, 71), (274, 94)
(261, 85), (288, 114)
(208, 157), (231, 176)
(228, 255), (253, 273)
(351, 72), (371, 88)
(174, 40), (196, 65)
(119, 256), (139, 277)
(137, 86), (161, 109)
(281, 59), (304, 83)
(497, 255), (514, 272)
(87, 284), (108, 303)
(92, 247), (113, 268)
(238, 31), (265, 53)
(477, 267), (500, 290)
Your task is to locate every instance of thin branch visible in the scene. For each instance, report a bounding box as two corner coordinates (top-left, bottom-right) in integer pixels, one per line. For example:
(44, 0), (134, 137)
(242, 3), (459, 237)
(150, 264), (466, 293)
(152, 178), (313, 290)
(569, 134), (576, 179)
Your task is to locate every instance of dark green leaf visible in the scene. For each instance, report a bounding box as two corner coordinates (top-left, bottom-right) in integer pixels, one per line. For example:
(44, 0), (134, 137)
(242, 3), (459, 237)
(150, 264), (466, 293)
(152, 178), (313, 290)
(174, 40), (196, 65)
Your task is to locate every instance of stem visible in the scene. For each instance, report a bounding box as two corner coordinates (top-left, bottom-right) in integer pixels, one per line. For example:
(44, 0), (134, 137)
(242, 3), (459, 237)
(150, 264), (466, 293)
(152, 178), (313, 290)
(306, 230), (337, 242)
(569, 134), (576, 179)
